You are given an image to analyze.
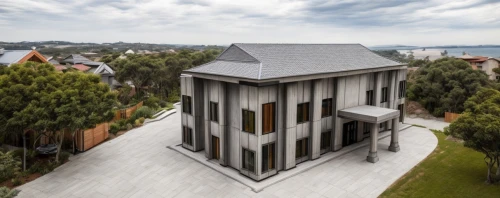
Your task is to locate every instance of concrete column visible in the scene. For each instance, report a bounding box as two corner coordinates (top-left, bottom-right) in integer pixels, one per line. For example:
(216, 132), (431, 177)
(367, 123), (379, 163)
(389, 117), (400, 152)
(374, 72), (382, 107)
(311, 79), (323, 160)
(218, 82), (227, 166)
(284, 83), (298, 170)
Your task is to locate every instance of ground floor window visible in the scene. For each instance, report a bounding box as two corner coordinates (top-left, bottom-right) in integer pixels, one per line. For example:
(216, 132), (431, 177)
(380, 122), (385, 131)
(320, 132), (331, 150)
(363, 123), (370, 135)
(262, 143), (275, 173)
(242, 148), (255, 173)
(296, 138), (309, 159)
(182, 126), (192, 146)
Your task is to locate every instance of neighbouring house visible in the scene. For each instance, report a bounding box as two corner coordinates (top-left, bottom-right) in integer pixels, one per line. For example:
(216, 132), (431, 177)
(60, 54), (119, 89)
(125, 49), (135, 54)
(180, 43), (407, 181)
(458, 54), (500, 80)
(0, 48), (48, 66)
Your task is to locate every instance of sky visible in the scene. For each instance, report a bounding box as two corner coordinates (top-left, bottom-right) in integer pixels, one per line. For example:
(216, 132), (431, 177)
(1, 0), (500, 46)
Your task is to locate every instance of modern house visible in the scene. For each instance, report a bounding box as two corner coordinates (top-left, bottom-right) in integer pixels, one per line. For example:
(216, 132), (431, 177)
(458, 54), (500, 80)
(59, 54), (119, 88)
(180, 43), (407, 181)
(0, 48), (48, 66)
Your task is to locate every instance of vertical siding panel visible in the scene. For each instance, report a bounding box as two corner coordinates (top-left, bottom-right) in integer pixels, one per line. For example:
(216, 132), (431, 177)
(285, 83), (297, 170)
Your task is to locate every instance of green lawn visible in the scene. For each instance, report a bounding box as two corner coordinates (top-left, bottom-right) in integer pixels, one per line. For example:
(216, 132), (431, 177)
(380, 132), (500, 198)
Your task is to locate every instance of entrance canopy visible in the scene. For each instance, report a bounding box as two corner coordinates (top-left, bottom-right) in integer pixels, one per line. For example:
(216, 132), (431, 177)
(338, 105), (399, 124)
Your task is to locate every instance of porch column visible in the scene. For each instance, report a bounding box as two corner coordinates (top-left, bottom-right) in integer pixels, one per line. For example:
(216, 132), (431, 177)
(389, 117), (400, 152)
(367, 123), (379, 163)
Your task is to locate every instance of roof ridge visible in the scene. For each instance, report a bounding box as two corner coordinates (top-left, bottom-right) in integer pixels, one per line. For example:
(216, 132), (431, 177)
(361, 45), (405, 65)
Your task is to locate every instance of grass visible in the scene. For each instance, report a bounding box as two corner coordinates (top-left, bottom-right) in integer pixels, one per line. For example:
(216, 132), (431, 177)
(380, 131), (500, 198)
(411, 124), (427, 128)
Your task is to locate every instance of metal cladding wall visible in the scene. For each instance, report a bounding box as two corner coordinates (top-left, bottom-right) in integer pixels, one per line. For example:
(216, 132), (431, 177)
(180, 76), (204, 151)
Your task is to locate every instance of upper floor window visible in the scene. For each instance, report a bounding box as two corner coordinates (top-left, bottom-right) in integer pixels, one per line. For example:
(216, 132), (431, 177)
(321, 98), (333, 118)
(262, 103), (276, 134)
(182, 95), (192, 114)
(366, 90), (374, 105)
(242, 109), (255, 134)
(381, 87), (388, 103)
(398, 81), (407, 99)
(297, 103), (310, 124)
(209, 102), (219, 122)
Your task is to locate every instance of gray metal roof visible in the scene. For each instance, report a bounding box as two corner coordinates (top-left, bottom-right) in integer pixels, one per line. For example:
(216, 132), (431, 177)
(186, 43), (404, 80)
(0, 50), (31, 66)
(60, 54), (92, 64)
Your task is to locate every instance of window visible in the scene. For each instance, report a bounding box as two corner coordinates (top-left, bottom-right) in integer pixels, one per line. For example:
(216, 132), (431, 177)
(182, 95), (192, 114)
(398, 81), (407, 99)
(242, 148), (255, 173)
(209, 102), (218, 122)
(366, 90), (374, 105)
(182, 126), (192, 146)
(262, 143), (275, 173)
(242, 110), (255, 134)
(321, 99), (333, 118)
(296, 138), (309, 159)
(320, 132), (331, 150)
(381, 87), (388, 103)
(380, 122), (385, 130)
(297, 103), (310, 123)
(363, 123), (370, 134)
(262, 103), (276, 134)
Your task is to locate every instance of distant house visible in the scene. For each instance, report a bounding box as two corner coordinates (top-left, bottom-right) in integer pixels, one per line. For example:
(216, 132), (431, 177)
(0, 48), (48, 66)
(60, 54), (119, 89)
(410, 50), (443, 61)
(125, 49), (135, 54)
(458, 54), (500, 80)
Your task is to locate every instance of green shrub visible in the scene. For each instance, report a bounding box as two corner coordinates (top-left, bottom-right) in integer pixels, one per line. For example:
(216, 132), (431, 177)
(116, 119), (128, 130)
(158, 100), (168, 108)
(144, 96), (160, 109)
(126, 123), (133, 130)
(0, 186), (19, 198)
(11, 177), (22, 186)
(138, 117), (145, 124)
(130, 106), (155, 121)
(109, 123), (121, 135)
(28, 161), (44, 174)
(167, 88), (180, 103)
(134, 119), (142, 127)
(59, 151), (71, 162)
(0, 151), (21, 182)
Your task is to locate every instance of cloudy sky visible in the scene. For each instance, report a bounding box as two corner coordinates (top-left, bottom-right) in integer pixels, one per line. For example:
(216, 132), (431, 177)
(1, 0), (500, 46)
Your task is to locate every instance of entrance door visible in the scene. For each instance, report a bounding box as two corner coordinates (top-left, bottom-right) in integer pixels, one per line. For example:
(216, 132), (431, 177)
(212, 136), (220, 160)
(342, 121), (358, 147)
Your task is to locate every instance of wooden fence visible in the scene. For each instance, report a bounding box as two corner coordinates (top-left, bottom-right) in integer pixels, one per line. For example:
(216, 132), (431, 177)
(444, 112), (461, 123)
(75, 122), (109, 152)
(113, 101), (143, 121)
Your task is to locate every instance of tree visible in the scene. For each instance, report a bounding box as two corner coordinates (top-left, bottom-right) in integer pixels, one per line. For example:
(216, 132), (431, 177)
(408, 57), (489, 116)
(444, 88), (500, 183)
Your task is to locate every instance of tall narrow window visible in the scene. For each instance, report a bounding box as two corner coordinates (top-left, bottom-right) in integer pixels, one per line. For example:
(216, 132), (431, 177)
(262, 143), (275, 173)
(242, 110), (255, 134)
(182, 126), (192, 146)
(320, 132), (331, 150)
(363, 123), (370, 134)
(209, 102), (218, 122)
(242, 148), (255, 173)
(321, 99), (333, 118)
(297, 103), (310, 123)
(381, 87), (388, 103)
(366, 90), (374, 105)
(398, 81), (406, 99)
(262, 103), (276, 134)
(182, 95), (192, 114)
(296, 138), (309, 159)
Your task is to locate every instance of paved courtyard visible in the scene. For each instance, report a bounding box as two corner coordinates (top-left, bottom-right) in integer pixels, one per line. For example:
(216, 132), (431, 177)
(16, 106), (439, 198)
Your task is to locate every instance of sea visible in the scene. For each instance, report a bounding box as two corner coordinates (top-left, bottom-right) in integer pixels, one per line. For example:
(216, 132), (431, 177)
(369, 46), (500, 58)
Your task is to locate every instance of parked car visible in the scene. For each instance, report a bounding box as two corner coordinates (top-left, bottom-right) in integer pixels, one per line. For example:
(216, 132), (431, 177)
(36, 144), (57, 155)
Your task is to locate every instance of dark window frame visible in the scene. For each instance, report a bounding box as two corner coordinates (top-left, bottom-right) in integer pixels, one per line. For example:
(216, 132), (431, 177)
(242, 109), (256, 134)
(242, 148), (256, 174)
(182, 126), (192, 146)
(182, 95), (192, 114)
(321, 98), (333, 118)
(261, 142), (275, 173)
(366, 90), (374, 105)
(381, 87), (388, 103)
(297, 102), (310, 124)
(320, 131), (331, 150)
(295, 138), (309, 159)
(398, 80), (407, 99)
(209, 102), (219, 122)
(262, 102), (276, 134)
(363, 122), (370, 135)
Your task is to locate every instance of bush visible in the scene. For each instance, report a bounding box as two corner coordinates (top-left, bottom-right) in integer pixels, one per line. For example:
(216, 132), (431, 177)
(59, 151), (71, 162)
(134, 119), (142, 127)
(11, 177), (22, 186)
(167, 88), (180, 103)
(126, 123), (133, 130)
(138, 117), (145, 124)
(144, 95), (160, 109)
(0, 151), (21, 182)
(0, 186), (19, 198)
(115, 119), (128, 130)
(158, 100), (168, 108)
(109, 123), (121, 135)
(130, 106), (155, 121)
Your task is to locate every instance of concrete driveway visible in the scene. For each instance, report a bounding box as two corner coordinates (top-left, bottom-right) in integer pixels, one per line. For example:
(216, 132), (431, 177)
(16, 107), (439, 198)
